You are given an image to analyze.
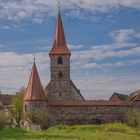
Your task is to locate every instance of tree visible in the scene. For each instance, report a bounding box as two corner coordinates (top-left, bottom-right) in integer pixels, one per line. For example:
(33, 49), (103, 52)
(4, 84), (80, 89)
(125, 109), (140, 127)
(26, 108), (48, 129)
(11, 87), (25, 127)
(0, 110), (8, 129)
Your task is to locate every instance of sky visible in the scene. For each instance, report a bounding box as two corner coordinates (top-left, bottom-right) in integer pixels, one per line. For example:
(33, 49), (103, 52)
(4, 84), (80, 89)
(0, 0), (140, 99)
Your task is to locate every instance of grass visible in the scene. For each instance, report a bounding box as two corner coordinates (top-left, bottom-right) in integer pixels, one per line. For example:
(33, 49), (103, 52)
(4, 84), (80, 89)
(0, 123), (140, 140)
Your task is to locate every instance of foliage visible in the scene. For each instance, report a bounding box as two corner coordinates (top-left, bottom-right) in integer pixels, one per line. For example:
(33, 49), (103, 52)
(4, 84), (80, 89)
(11, 87), (25, 127)
(26, 108), (48, 129)
(0, 123), (140, 140)
(125, 109), (140, 127)
(0, 110), (8, 129)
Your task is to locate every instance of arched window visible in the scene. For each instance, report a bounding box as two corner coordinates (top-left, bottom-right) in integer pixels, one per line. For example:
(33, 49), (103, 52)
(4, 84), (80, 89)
(59, 71), (63, 78)
(57, 57), (63, 64)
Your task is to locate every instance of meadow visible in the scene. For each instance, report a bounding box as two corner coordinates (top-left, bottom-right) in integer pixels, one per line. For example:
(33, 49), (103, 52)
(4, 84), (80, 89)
(0, 123), (140, 140)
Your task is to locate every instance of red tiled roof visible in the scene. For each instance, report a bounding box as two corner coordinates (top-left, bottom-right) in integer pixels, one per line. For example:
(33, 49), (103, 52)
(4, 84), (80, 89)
(24, 62), (46, 101)
(49, 11), (71, 56)
(109, 92), (128, 101)
(48, 100), (132, 106)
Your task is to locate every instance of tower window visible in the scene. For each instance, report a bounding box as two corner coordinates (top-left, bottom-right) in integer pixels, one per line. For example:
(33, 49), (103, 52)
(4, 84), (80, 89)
(58, 57), (63, 64)
(59, 92), (62, 97)
(59, 71), (63, 78)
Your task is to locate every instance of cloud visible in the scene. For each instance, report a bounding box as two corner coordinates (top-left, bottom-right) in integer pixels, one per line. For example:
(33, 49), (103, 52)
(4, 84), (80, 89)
(0, 28), (140, 99)
(32, 18), (44, 24)
(0, 52), (50, 94)
(72, 29), (140, 62)
(110, 29), (136, 48)
(80, 59), (140, 69)
(0, 45), (140, 99)
(0, 0), (140, 22)
(0, 51), (140, 100)
(72, 73), (140, 99)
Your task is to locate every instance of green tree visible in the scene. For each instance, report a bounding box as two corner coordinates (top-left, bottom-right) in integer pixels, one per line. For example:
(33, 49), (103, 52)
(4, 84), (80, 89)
(0, 110), (8, 129)
(26, 108), (48, 129)
(11, 87), (25, 127)
(125, 109), (140, 127)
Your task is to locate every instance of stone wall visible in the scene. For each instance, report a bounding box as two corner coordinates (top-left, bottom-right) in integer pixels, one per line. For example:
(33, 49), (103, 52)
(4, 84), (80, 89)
(24, 101), (47, 113)
(132, 101), (140, 108)
(47, 105), (130, 126)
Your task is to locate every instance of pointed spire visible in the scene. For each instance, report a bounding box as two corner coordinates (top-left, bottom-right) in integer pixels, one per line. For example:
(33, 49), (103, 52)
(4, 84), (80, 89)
(24, 61), (46, 101)
(49, 10), (71, 56)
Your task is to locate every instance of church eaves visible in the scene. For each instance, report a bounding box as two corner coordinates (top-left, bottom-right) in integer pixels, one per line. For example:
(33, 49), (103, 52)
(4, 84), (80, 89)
(24, 61), (46, 101)
(49, 11), (71, 56)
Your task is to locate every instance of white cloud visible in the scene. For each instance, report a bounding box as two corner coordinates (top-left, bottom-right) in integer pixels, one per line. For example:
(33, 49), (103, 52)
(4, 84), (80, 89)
(0, 49), (140, 99)
(71, 29), (140, 61)
(0, 0), (140, 21)
(110, 29), (136, 48)
(72, 73), (140, 99)
(32, 18), (44, 24)
(0, 28), (140, 99)
(0, 52), (50, 94)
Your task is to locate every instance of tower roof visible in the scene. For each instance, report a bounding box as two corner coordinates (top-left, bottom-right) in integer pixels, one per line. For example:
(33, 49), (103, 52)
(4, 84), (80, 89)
(24, 61), (46, 101)
(49, 11), (71, 56)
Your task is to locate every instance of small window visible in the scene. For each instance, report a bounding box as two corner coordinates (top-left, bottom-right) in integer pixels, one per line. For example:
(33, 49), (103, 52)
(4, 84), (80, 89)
(58, 57), (63, 64)
(59, 92), (62, 97)
(59, 71), (63, 78)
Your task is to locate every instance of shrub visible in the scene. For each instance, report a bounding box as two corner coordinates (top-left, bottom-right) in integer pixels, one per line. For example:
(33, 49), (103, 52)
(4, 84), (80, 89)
(103, 122), (133, 133)
(0, 111), (8, 129)
(26, 109), (48, 129)
(125, 109), (140, 128)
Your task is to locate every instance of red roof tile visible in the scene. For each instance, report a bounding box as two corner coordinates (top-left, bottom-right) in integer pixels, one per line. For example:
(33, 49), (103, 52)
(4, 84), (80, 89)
(109, 92), (128, 101)
(49, 11), (71, 55)
(24, 62), (46, 101)
(48, 100), (132, 106)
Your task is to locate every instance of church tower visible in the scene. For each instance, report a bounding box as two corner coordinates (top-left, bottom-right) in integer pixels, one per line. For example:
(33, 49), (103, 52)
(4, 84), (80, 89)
(45, 11), (84, 100)
(24, 59), (47, 113)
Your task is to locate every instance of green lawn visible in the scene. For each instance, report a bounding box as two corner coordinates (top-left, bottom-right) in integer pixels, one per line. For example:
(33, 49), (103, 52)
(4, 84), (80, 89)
(0, 123), (140, 140)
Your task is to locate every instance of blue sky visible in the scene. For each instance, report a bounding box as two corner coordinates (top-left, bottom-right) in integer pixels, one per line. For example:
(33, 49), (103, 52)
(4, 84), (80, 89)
(0, 0), (140, 99)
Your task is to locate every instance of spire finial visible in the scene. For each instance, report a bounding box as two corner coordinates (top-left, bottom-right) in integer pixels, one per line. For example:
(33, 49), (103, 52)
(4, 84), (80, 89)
(58, 0), (60, 12)
(33, 54), (36, 63)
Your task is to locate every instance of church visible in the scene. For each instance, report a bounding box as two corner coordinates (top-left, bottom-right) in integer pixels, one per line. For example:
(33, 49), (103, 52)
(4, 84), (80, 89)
(23, 10), (140, 126)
